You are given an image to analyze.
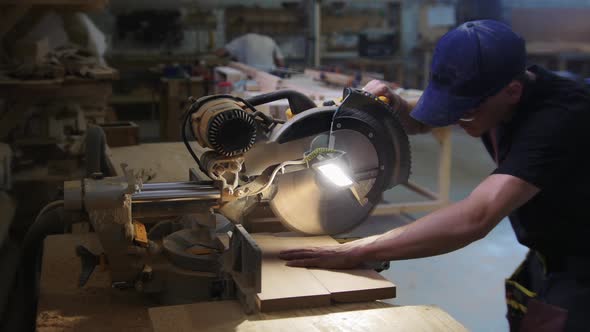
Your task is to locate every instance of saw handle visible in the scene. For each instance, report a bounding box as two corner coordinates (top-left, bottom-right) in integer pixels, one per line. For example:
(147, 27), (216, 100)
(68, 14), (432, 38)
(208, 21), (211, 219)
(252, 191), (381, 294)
(245, 90), (316, 115)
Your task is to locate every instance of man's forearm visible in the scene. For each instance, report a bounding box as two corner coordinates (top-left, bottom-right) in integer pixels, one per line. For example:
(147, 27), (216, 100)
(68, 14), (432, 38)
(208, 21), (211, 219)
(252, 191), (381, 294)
(393, 95), (430, 135)
(357, 198), (496, 261)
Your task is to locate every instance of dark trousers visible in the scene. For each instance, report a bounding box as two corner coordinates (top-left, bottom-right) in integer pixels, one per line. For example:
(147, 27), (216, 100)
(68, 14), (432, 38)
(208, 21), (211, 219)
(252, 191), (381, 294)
(506, 251), (590, 331)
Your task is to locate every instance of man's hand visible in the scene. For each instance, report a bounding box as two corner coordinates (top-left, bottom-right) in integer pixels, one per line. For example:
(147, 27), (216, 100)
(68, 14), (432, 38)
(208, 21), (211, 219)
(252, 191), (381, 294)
(279, 242), (365, 269)
(363, 79), (397, 102)
(362, 80), (430, 134)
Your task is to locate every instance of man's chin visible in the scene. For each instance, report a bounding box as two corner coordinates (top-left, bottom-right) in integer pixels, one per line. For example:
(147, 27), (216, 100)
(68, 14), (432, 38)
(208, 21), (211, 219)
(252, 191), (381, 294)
(462, 127), (483, 138)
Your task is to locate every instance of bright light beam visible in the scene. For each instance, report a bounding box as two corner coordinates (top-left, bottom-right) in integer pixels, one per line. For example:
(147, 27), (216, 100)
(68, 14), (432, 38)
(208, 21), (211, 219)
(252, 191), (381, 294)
(317, 163), (353, 187)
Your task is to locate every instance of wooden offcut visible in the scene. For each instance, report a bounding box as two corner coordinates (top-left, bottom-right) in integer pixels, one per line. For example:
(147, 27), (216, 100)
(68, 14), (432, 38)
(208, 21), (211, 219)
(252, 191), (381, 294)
(100, 121), (139, 147)
(252, 233), (396, 312)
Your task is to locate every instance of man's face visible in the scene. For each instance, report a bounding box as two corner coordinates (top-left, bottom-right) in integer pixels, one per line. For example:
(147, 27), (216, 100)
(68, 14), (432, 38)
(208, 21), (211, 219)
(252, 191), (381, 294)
(457, 81), (523, 137)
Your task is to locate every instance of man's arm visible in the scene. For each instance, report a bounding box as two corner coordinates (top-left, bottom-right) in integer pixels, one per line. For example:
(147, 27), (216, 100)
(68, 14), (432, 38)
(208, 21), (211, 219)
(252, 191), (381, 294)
(273, 43), (285, 68)
(363, 80), (430, 135)
(274, 56), (285, 68)
(280, 174), (539, 268)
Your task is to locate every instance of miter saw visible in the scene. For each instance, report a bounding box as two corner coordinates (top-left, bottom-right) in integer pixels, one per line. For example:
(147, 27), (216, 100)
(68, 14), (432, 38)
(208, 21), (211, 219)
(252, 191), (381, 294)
(60, 88), (411, 310)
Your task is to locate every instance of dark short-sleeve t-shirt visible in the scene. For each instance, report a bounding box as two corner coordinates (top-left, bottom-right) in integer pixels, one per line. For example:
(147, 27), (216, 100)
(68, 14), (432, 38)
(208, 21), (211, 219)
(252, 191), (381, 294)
(481, 65), (590, 256)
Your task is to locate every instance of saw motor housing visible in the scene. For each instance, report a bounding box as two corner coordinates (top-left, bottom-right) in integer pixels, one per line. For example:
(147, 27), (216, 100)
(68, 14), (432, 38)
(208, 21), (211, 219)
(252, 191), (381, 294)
(184, 88), (411, 234)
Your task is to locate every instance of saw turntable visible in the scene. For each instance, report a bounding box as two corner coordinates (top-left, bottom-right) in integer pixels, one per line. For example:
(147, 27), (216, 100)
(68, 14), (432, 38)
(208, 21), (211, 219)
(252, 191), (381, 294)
(56, 87), (411, 312)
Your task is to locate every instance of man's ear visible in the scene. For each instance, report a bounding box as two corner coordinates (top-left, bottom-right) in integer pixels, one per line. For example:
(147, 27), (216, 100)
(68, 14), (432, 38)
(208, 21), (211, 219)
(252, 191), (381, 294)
(504, 81), (524, 104)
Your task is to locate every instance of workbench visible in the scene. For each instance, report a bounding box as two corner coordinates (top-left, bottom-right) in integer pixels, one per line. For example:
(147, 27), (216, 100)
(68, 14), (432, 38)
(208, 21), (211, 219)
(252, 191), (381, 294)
(34, 139), (467, 330)
(37, 233), (467, 331)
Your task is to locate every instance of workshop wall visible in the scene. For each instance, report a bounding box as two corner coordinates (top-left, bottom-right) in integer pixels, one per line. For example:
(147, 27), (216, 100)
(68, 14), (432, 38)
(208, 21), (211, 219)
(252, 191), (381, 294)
(502, 0), (590, 19)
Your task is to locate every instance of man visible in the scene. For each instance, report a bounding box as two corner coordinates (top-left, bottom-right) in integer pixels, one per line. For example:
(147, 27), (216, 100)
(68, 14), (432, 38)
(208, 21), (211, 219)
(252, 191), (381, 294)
(216, 33), (285, 70)
(280, 20), (590, 331)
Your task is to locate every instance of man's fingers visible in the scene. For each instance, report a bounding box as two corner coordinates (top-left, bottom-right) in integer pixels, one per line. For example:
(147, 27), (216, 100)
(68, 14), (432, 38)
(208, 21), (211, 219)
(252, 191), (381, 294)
(363, 81), (390, 97)
(285, 258), (321, 268)
(279, 247), (327, 260)
(278, 251), (319, 260)
(365, 79), (382, 88)
(280, 247), (315, 253)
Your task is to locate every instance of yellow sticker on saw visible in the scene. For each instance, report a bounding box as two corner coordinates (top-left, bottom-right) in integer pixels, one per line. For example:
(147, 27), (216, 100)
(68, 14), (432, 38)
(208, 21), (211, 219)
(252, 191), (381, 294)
(378, 95), (390, 104)
(133, 221), (148, 247)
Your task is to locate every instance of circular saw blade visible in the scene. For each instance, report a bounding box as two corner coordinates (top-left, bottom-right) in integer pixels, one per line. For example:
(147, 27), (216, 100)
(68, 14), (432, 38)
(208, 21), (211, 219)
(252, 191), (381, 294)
(269, 130), (378, 235)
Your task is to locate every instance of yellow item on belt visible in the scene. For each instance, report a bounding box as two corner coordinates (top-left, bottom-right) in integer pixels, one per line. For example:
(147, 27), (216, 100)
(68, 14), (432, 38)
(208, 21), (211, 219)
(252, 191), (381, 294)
(285, 108), (294, 119)
(133, 221), (149, 247)
(378, 96), (390, 104)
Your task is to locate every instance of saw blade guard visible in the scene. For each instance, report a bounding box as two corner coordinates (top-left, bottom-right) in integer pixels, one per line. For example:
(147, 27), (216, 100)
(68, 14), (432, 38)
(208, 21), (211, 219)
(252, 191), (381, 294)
(265, 88), (411, 235)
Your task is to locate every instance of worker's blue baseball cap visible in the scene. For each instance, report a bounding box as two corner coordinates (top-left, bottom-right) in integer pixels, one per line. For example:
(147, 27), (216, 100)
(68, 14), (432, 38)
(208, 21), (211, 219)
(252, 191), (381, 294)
(411, 20), (526, 127)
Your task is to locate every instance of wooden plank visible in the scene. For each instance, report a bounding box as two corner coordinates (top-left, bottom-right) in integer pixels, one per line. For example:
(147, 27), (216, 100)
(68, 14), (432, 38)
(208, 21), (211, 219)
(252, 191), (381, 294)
(303, 68), (381, 88)
(228, 62), (281, 92)
(309, 268), (395, 303)
(100, 121), (139, 147)
(252, 234), (332, 312)
(267, 234), (395, 303)
(149, 300), (468, 332)
(436, 127), (452, 204)
(252, 233), (395, 311)
(404, 181), (439, 200)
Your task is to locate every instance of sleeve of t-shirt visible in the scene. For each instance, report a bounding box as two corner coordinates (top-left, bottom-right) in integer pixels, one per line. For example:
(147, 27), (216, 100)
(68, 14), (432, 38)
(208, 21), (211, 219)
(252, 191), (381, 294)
(493, 109), (579, 190)
(224, 37), (243, 58)
(273, 43), (284, 60)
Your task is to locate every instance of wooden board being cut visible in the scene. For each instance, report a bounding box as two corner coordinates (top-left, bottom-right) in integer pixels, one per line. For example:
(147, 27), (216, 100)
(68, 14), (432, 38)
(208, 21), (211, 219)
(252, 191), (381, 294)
(252, 233), (395, 312)
(149, 300), (468, 332)
(252, 234), (332, 312)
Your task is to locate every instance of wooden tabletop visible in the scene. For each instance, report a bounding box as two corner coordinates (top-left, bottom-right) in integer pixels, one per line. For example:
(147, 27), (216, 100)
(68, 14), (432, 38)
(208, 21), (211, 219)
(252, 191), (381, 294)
(150, 300), (467, 332)
(37, 233), (154, 332)
(37, 233), (467, 332)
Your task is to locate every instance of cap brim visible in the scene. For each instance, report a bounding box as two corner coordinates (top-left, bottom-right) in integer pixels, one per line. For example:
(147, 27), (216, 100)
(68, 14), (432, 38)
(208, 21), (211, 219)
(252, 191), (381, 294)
(410, 84), (482, 127)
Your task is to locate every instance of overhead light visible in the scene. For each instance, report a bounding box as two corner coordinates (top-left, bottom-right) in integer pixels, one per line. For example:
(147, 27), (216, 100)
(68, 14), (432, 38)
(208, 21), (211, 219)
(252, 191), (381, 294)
(317, 163), (353, 187)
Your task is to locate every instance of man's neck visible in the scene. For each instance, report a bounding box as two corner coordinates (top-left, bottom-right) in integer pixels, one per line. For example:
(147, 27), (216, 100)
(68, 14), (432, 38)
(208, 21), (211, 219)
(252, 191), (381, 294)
(504, 70), (536, 122)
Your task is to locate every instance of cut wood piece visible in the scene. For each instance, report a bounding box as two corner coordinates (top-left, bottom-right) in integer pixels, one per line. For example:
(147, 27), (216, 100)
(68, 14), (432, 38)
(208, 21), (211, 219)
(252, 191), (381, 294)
(268, 234), (395, 303)
(252, 234), (332, 312)
(149, 300), (469, 332)
(309, 268), (396, 303)
(100, 121), (139, 147)
(252, 233), (396, 312)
